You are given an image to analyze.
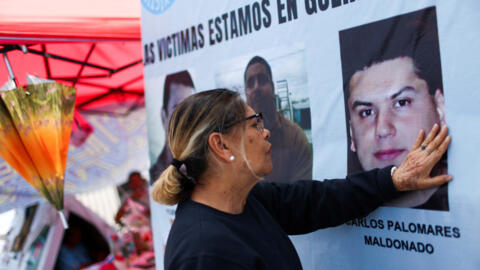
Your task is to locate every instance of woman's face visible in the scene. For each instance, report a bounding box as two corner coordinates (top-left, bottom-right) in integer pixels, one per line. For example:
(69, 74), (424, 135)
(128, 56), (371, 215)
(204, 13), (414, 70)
(234, 105), (273, 178)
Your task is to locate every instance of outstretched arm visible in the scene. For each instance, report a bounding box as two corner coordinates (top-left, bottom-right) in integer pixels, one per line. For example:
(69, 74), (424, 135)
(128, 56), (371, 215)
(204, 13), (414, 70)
(252, 124), (451, 235)
(253, 166), (398, 235)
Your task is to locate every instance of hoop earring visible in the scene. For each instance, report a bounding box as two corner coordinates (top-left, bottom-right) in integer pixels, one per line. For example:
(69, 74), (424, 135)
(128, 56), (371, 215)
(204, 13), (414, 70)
(229, 155), (235, 161)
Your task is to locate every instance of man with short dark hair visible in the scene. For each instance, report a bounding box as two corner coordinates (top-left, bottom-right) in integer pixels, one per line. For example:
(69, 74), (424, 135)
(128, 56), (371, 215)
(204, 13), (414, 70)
(340, 7), (448, 210)
(244, 56), (312, 184)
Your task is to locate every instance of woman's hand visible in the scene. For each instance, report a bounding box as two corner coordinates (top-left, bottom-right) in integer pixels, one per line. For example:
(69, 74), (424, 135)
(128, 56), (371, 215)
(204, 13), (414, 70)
(392, 124), (452, 191)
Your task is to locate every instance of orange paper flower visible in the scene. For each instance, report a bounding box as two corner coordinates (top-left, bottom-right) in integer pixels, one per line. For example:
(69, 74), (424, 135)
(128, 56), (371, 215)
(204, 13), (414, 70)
(0, 83), (76, 213)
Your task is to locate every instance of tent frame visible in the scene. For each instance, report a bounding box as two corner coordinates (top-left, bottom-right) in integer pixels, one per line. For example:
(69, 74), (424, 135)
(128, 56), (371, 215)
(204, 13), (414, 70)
(1, 44), (144, 116)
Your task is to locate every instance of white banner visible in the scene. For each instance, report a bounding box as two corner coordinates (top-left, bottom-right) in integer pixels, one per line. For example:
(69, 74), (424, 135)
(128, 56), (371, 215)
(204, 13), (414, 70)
(141, 0), (480, 269)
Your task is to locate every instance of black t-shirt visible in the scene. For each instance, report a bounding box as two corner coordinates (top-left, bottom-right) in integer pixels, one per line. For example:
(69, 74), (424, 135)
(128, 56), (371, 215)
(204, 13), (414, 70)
(164, 167), (398, 269)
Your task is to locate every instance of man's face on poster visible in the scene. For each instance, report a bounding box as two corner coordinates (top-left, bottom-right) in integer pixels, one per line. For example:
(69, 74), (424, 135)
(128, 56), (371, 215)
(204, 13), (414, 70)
(348, 56), (445, 170)
(161, 83), (194, 131)
(245, 63), (276, 128)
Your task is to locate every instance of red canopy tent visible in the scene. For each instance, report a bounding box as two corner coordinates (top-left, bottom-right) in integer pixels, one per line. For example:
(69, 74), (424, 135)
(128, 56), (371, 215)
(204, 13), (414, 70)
(0, 0), (148, 213)
(0, 0), (144, 116)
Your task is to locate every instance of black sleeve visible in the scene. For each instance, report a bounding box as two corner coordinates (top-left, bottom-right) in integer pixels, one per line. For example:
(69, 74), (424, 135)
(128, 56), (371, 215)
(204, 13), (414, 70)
(251, 166), (400, 235)
(174, 256), (249, 270)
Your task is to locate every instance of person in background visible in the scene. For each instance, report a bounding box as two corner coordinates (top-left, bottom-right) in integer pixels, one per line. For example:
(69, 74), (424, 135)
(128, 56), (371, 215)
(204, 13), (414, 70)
(115, 171), (150, 225)
(115, 171), (153, 257)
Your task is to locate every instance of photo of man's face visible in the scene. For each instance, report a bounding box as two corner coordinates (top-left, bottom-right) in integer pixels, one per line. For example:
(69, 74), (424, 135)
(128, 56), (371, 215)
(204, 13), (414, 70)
(150, 70), (195, 185)
(245, 63), (276, 130)
(161, 82), (194, 129)
(339, 7), (449, 211)
(216, 52), (313, 184)
(348, 56), (445, 171)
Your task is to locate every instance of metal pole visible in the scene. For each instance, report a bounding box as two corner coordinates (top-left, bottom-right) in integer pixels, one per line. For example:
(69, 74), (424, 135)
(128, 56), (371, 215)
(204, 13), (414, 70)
(2, 52), (18, 88)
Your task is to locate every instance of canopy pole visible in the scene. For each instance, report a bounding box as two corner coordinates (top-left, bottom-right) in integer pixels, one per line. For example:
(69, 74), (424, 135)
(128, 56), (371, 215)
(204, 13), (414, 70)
(58, 210), (69, 229)
(2, 53), (18, 88)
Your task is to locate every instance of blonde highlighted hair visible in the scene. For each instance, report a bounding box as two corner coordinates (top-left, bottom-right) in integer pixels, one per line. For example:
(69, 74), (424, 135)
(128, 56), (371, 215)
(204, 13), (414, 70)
(151, 89), (246, 205)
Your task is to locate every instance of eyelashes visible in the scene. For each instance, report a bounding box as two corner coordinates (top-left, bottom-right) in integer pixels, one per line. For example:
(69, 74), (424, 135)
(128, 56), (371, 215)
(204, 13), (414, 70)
(356, 98), (413, 119)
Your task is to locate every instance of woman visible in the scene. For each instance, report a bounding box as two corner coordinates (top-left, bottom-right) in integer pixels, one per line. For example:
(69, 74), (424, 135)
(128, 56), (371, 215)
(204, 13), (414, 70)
(151, 89), (451, 269)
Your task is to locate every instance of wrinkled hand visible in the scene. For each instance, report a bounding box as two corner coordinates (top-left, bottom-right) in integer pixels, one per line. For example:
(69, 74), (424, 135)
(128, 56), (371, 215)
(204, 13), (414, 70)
(392, 124), (452, 191)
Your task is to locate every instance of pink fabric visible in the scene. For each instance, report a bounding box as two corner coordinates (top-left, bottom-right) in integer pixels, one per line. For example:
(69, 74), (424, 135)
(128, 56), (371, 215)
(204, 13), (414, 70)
(0, 0), (140, 43)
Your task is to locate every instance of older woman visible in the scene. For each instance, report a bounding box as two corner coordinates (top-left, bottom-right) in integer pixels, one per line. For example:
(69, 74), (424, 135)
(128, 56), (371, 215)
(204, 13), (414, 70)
(151, 89), (451, 269)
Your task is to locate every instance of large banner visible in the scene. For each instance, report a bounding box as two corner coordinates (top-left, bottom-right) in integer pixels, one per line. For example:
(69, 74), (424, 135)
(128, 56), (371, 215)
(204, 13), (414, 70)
(141, 1), (480, 269)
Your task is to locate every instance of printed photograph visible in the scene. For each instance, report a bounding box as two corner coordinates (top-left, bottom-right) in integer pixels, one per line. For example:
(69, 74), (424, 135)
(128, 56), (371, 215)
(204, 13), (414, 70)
(339, 7), (449, 211)
(215, 45), (313, 184)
